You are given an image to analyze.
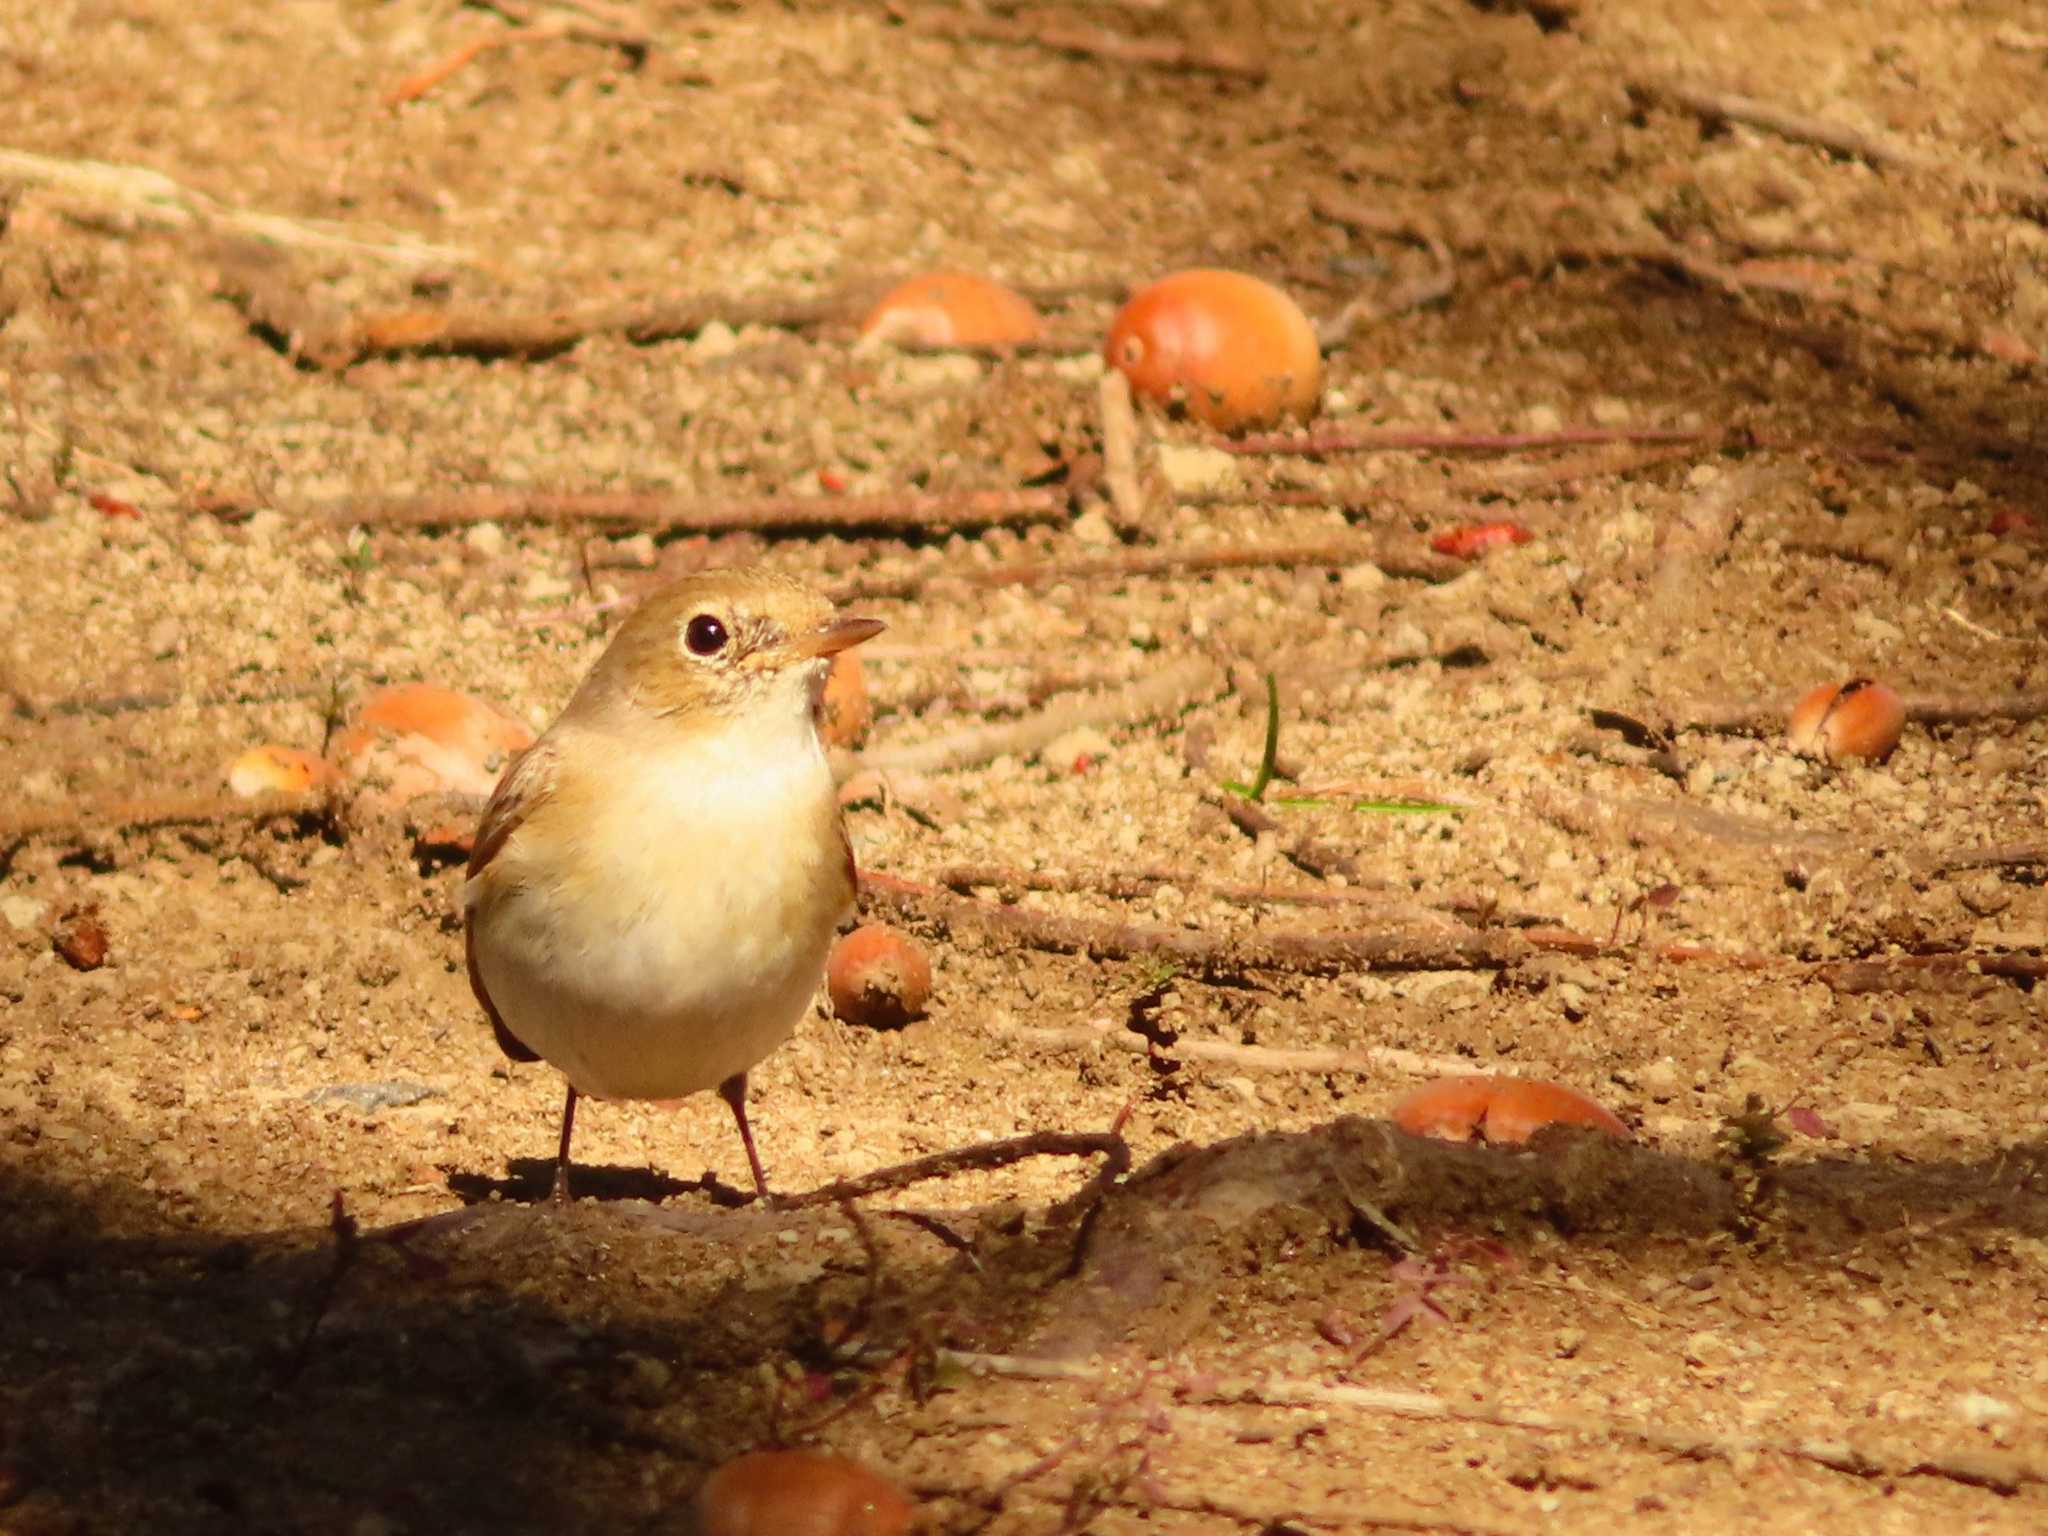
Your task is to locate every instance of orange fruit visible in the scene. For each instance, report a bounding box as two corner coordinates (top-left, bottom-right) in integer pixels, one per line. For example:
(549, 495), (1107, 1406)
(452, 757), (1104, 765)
(1392, 1076), (1630, 1145)
(693, 1449), (913, 1536)
(1105, 269), (1320, 431)
(826, 924), (933, 1029)
(1786, 679), (1905, 764)
(225, 745), (339, 798)
(859, 270), (1042, 348)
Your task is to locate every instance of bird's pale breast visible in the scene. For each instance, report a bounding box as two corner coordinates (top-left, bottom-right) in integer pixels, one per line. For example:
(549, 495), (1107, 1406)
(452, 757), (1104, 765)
(469, 705), (852, 1100)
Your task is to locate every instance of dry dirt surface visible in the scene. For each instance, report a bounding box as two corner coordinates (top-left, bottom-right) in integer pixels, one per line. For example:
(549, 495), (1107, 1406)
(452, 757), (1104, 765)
(3, 0), (2048, 1532)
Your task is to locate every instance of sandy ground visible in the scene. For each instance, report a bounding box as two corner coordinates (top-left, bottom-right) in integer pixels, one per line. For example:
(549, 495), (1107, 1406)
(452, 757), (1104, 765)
(2, 0), (2047, 1531)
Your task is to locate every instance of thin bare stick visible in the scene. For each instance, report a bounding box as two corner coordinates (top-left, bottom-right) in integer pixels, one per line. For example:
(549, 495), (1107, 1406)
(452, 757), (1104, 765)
(1815, 953), (2048, 994)
(478, 0), (652, 53)
(383, 31), (512, 106)
(858, 871), (1552, 976)
(1097, 369), (1151, 534)
(295, 486), (1064, 534)
(1674, 691), (2048, 738)
(929, 861), (1556, 930)
(0, 789), (328, 852)
(217, 280), (854, 368)
(0, 147), (474, 268)
(1222, 423), (1713, 458)
(939, 1352), (2046, 1493)
(1629, 78), (2048, 219)
(1314, 187), (2032, 368)
(995, 1016), (1474, 1080)
(834, 537), (1465, 602)
(856, 658), (1225, 778)
(776, 1129), (1129, 1209)
(385, 7), (649, 106)
(1216, 790), (1373, 886)
(1922, 843), (2048, 875)
(884, 1), (1265, 80)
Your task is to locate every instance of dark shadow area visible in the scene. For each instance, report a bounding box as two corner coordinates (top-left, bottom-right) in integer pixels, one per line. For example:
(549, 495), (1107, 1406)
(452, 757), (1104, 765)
(444, 1155), (730, 1208)
(6, 1116), (2046, 1529)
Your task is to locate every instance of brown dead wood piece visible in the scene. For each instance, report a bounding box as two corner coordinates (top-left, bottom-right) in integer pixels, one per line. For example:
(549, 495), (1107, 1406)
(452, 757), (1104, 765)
(930, 861), (1554, 931)
(995, 1016), (1475, 1081)
(0, 789), (329, 855)
(385, 6), (651, 107)
(940, 1352), (2047, 1494)
(858, 870), (1564, 976)
(301, 486), (1064, 534)
(775, 1128), (1130, 1210)
(1096, 368), (1152, 535)
(1923, 843), (2048, 875)
(885, 2), (1266, 80)
(0, 147), (474, 268)
(1674, 691), (2048, 737)
(253, 288), (851, 368)
(1222, 423), (1713, 458)
(1629, 78), (2048, 220)
(1312, 187), (2034, 368)
(1814, 953), (2048, 994)
(836, 537), (1465, 602)
(855, 657), (1226, 778)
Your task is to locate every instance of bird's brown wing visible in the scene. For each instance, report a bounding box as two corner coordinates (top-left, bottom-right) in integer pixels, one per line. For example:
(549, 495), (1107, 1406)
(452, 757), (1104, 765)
(464, 741), (556, 1064)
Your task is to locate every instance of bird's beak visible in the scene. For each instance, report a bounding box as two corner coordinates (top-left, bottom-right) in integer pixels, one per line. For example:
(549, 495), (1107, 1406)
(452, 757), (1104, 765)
(798, 615), (885, 659)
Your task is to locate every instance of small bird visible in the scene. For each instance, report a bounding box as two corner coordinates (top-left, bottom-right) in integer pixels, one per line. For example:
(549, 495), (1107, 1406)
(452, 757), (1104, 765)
(463, 568), (883, 1201)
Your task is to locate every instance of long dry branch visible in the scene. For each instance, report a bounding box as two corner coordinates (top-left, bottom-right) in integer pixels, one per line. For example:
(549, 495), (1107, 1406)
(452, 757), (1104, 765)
(884, 1), (1266, 80)
(0, 147), (474, 267)
(858, 871), (1547, 976)
(929, 860), (1556, 930)
(1629, 78), (2048, 220)
(941, 1352), (2046, 1494)
(834, 536), (1466, 602)
(774, 1129), (1130, 1210)
(994, 1016), (1474, 1080)
(300, 486), (1065, 533)
(854, 657), (1226, 778)
(1313, 187), (2036, 368)
(0, 790), (328, 852)
(1669, 691), (2048, 737)
(1222, 424), (1712, 458)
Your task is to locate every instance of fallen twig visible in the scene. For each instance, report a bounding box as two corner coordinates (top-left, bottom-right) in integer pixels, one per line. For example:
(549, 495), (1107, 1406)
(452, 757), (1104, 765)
(385, 5), (650, 106)
(218, 278), (853, 367)
(929, 861), (1556, 931)
(276, 1191), (361, 1385)
(1221, 423), (1714, 458)
(885, 1), (1265, 80)
(1313, 187), (2037, 368)
(1629, 78), (2048, 220)
(834, 537), (1466, 602)
(1922, 843), (2048, 875)
(855, 657), (1226, 778)
(1097, 369), (1152, 535)
(1814, 953), (2048, 994)
(0, 146), (474, 267)
(993, 1016), (1474, 1081)
(858, 870), (1560, 976)
(939, 1352), (2047, 1494)
(1671, 691), (2048, 738)
(776, 1129), (1129, 1210)
(290, 486), (1065, 534)
(0, 788), (329, 857)
(384, 31), (514, 106)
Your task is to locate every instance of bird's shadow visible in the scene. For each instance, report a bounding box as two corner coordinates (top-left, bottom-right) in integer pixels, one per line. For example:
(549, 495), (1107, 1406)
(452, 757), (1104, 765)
(444, 1157), (754, 1208)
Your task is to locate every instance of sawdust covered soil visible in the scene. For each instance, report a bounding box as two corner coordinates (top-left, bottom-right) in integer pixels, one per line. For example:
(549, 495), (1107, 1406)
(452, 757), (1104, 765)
(3, 0), (2048, 1532)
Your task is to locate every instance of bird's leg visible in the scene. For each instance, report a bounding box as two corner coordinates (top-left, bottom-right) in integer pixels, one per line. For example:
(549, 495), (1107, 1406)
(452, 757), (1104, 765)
(716, 1071), (772, 1201)
(550, 1083), (580, 1204)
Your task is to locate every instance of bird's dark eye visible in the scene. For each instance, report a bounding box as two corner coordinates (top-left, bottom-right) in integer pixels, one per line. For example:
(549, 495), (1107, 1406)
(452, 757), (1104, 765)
(684, 614), (729, 656)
